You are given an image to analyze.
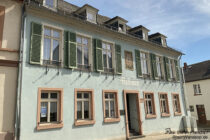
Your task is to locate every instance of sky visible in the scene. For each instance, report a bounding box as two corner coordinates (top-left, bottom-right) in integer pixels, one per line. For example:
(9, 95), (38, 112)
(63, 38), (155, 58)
(66, 0), (210, 65)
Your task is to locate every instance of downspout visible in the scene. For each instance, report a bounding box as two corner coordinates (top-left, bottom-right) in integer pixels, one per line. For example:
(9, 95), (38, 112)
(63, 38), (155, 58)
(15, 2), (26, 140)
(178, 54), (190, 116)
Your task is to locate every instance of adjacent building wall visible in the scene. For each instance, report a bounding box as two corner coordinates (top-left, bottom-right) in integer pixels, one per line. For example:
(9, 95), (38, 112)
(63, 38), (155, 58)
(0, 0), (21, 140)
(185, 79), (210, 123)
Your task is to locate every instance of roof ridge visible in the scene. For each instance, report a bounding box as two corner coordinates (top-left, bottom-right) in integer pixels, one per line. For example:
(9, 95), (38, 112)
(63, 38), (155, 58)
(188, 60), (210, 66)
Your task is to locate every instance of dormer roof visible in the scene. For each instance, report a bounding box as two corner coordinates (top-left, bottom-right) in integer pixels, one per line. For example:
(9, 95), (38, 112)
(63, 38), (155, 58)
(74, 4), (99, 14)
(104, 16), (128, 24)
(129, 25), (150, 32)
(149, 32), (167, 39)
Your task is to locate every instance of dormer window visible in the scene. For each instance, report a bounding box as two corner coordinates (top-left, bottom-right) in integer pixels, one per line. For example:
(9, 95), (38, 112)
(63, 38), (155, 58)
(104, 16), (128, 33)
(128, 25), (150, 41)
(149, 33), (167, 47)
(43, 0), (57, 10)
(86, 11), (96, 23)
(74, 4), (99, 24)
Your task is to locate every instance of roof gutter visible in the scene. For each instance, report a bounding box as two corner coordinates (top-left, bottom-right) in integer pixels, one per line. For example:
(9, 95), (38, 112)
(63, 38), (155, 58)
(14, 2), (26, 140)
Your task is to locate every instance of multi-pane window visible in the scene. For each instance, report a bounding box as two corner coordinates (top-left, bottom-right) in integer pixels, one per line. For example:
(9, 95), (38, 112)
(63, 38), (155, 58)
(102, 42), (113, 71)
(43, 27), (61, 65)
(144, 93), (156, 118)
(159, 93), (170, 116)
(44, 0), (57, 9)
(140, 52), (149, 75)
(156, 56), (163, 77)
(76, 92), (91, 120)
(168, 59), (174, 79)
(75, 89), (95, 126)
(40, 92), (59, 123)
(76, 35), (89, 69)
(104, 93), (116, 118)
(103, 90), (120, 123)
(125, 51), (133, 70)
(172, 94), (181, 115)
(193, 84), (201, 95)
(37, 88), (63, 130)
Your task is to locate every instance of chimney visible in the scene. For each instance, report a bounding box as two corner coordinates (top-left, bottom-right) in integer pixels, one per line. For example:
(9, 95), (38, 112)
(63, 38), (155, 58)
(184, 62), (187, 69)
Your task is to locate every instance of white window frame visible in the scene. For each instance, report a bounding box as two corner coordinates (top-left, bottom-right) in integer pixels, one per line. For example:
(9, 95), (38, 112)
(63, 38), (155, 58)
(160, 94), (168, 113)
(76, 35), (91, 68)
(42, 25), (62, 65)
(156, 55), (162, 77)
(193, 84), (201, 95)
(104, 93), (116, 118)
(172, 94), (181, 114)
(40, 92), (60, 124)
(140, 51), (149, 75)
(76, 92), (91, 120)
(168, 59), (174, 79)
(145, 94), (154, 115)
(102, 41), (114, 71)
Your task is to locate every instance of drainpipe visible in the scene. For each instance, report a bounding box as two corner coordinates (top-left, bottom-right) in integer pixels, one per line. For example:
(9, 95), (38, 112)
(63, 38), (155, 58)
(178, 55), (190, 117)
(14, 2), (26, 140)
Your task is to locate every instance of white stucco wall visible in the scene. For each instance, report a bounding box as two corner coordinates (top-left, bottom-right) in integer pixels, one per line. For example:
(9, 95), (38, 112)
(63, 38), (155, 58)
(185, 79), (210, 121)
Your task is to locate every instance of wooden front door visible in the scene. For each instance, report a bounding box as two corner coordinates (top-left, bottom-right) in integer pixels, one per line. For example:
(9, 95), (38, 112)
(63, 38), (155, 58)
(196, 105), (207, 124)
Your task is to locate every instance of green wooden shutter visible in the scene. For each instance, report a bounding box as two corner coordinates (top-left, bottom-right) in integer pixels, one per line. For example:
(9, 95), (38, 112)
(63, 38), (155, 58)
(115, 44), (122, 74)
(135, 50), (142, 77)
(92, 39), (97, 71)
(163, 57), (170, 81)
(150, 53), (157, 79)
(174, 59), (180, 81)
(30, 22), (42, 64)
(64, 31), (69, 67)
(95, 39), (103, 71)
(69, 32), (77, 68)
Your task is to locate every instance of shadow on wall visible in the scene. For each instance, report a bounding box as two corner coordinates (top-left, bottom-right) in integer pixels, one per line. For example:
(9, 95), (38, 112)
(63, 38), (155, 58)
(0, 67), (18, 139)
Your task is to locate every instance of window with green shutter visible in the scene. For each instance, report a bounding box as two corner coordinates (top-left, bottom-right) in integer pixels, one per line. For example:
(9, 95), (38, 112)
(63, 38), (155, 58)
(135, 49), (142, 77)
(30, 22), (42, 64)
(64, 31), (69, 67)
(69, 32), (77, 68)
(115, 44), (122, 74)
(93, 39), (103, 71)
(163, 56), (170, 81)
(150, 53), (158, 79)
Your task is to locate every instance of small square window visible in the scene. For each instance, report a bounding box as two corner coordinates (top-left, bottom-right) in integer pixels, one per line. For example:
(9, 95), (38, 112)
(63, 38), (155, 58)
(189, 105), (194, 112)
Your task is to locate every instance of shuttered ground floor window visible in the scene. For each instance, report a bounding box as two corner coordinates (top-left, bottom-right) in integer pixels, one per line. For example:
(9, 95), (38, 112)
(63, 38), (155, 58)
(37, 88), (63, 130)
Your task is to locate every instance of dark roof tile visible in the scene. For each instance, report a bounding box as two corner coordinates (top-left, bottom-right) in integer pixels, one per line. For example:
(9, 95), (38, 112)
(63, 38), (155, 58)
(184, 60), (210, 82)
